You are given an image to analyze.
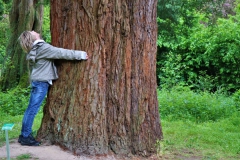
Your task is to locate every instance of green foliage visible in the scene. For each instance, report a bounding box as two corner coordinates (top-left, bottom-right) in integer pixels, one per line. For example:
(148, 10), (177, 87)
(182, 16), (240, 92)
(0, 0), (12, 20)
(0, 11), (10, 74)
(233, 89), (240, 111)
(0, 87), (30, 116)
(157, 2), (240, 93)
(2, 0), (11, 13)
(157, 51), (187, 89)
(158, 86), (237, 122)
(42, 4), (51, 43)
(157, 0), (228, 44)
(18, 72), (30, 88)
(0, 0), (4, 20)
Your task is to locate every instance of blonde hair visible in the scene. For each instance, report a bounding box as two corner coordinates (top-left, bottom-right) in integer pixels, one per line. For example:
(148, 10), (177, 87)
(18, 31), (36, 53)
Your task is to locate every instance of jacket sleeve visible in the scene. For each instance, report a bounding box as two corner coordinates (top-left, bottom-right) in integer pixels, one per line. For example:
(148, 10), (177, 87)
(36, 43), (87, 60)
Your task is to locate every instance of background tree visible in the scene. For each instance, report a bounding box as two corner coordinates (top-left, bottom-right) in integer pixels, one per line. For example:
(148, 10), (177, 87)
(0, 0), (43, 90)
(0, 0), (10, 78)
(37, 0), (162, 156)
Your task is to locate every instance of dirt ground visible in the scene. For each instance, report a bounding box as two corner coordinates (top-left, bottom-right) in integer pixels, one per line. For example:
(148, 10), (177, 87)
(0, 139), (160, 160)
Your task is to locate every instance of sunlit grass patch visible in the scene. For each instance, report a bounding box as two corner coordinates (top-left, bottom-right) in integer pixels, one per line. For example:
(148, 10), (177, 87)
(0, 112), (43, 145)
(158, 86), (240, 159)
(160, 113), (240, 159)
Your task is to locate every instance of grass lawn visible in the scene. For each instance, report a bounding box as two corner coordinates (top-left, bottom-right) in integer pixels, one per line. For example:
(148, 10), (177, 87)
(159, 115), (240, 160)
(0, 112), (43, 147)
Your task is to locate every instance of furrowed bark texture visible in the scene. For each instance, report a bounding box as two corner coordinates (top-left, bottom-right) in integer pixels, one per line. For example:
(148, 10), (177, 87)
(38, 0), (162, 156)
(1, 0), (43, 90)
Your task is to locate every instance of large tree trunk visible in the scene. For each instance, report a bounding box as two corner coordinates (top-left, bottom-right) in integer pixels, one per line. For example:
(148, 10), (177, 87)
(1, 0), (43, 90)
(38, 0), (162, 156)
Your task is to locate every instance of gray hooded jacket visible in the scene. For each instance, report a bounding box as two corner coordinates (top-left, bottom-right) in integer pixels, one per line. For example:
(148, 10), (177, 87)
(26, 41), (87, 82)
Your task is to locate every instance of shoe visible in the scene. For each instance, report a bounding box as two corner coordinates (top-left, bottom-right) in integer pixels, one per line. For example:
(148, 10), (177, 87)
(29, 133), (37, 141)
(18, 134), (36, 143)
(18, 135), (23, 143)
(20, 135), (41, 146)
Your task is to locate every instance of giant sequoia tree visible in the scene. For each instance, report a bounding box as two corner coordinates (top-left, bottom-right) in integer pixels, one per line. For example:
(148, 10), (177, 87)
(1, 0), (43, 90)
(38, 0), (162, 156)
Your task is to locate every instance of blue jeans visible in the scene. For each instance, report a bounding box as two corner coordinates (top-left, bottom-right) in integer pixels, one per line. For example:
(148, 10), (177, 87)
(21, 81), (49, 137)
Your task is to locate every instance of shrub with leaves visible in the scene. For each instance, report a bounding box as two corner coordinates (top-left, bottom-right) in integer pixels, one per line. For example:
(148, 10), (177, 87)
(0, 87), (30, 116)
(158, 10), (240, 92)
(233, 89), (240, 111)
(158, 86), (237, 122)
(183, 16), (240, 92)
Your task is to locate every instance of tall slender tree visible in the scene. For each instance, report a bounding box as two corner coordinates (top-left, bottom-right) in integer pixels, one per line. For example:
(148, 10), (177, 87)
(1, 0), (43, 90)
(38, 0), (162, 156)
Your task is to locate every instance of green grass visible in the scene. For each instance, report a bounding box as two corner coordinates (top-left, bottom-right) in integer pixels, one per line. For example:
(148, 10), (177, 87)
(158, 86), (237, 122)
(0, 87), (45, 146)
(157, 86), (240, 159)
(159, 115), (240, 159)
(15, 154), (32, 160)
(0, 111), (43, 147)
(0, 154), (33, 160)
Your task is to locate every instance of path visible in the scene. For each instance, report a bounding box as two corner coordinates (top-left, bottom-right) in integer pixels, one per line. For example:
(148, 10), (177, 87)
(0, 139), (159, 160)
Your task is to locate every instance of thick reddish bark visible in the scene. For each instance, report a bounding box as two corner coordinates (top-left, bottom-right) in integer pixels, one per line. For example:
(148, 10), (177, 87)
(38, 0), (162, 156)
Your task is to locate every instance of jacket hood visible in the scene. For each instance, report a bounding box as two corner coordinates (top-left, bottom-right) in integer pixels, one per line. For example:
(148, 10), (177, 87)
(26, 41), (45, 63)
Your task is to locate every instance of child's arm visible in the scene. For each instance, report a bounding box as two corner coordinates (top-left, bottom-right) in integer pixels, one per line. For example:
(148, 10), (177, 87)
(36, 43), (88, 60)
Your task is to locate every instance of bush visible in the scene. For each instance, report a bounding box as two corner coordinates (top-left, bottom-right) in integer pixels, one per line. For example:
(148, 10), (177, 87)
(0, 87), (30, 116)
(158, 86), (237, 122)
(157, 9), (240, 93)
(233, 89), (240, 111)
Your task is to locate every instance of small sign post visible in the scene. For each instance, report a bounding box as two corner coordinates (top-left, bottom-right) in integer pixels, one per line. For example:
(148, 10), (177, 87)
(2, 123), (14, 160)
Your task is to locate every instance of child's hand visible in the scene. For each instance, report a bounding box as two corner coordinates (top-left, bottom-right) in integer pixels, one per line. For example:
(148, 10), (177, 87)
(80, 52), (88, 60)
